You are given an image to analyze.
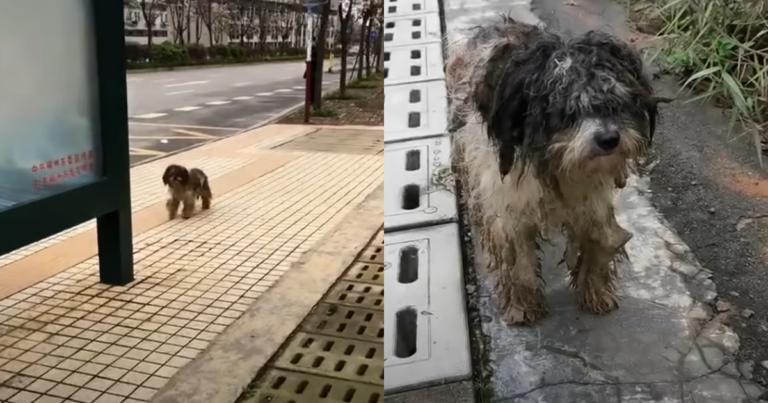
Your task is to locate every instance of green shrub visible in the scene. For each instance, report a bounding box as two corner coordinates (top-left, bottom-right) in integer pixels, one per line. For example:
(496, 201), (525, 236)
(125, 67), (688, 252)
(210, 44), (231, 59)
(227, 44), (247, 61)
(185, 43), (208, 61)
(151, 42), (189, 65)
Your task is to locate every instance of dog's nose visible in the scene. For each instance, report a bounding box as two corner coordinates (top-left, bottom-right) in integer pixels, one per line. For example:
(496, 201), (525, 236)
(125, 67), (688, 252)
(594, 129), (620, 151)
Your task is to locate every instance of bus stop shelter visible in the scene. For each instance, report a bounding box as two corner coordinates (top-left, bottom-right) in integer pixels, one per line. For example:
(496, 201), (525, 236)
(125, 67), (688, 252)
(0, 0), (134, 285)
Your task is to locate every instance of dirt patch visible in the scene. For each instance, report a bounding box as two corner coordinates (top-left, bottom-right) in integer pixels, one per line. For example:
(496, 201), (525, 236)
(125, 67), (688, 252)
(711, 152), (768, 200)
(277, 74), (384, 127)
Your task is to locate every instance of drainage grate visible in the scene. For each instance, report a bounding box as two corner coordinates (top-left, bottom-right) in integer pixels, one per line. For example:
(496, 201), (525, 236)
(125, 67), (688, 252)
(274, 332), (384, 385)
(358, 245), (384, 265)
(344, 262), (384, 285)
(303, 303), (385, 344)
(327, 281), (385, 310)
(273, 128), (384, 155)
(247, 369), (383, 403)
(238, 228), (385, 403)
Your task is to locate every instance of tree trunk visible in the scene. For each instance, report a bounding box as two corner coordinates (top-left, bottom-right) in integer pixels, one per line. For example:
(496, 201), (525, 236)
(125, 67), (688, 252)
(313, 3), (331, 110)
(377, 28), (384, 72)
(365, 23), (372, 77)
(357, 17), (368, 80)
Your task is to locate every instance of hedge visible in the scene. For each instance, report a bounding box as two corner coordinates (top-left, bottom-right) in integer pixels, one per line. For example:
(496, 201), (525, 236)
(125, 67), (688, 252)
(125, 42), (343, 70)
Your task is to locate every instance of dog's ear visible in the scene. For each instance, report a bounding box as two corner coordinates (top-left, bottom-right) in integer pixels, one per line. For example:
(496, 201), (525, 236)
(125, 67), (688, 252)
(177, 167), (190, 185)
(162, 166), (173, 185)
(476, 33), (557, 178)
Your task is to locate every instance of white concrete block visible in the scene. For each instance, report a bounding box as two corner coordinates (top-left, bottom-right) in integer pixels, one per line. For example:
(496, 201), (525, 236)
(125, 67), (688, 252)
(384, 135), (457, 230)
(384, 81), (448, 143)
(384, 0), (441, 17)
(384, 223), (472, 392)
(384, 42), (445, 86)
(383, 13), (442, 48)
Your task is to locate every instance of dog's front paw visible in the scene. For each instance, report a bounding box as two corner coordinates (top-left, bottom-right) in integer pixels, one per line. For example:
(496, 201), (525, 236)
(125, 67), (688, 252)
(576, 288), (619, 315)
(502, 303), (548, 325)
(498, 286), (548, 325)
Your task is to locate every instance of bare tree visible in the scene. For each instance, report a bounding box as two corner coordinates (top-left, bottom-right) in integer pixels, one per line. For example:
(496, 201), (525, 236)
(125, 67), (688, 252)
(196, 0), (216, 46)
(192, 6), (204, 44)
(255, 2), (270, 52)
(356, 0), (371, 80)
(337, 0), (355, 96)
(276, 6), (295, 55)
(223, 0), (259, 46)
(138, 0), (166, 49)
(168, 0), (192, 44)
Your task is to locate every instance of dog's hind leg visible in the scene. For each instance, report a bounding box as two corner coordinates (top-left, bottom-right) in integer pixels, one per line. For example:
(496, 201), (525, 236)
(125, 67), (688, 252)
(181, 192), (195, 219)
(484, 221), (547, 325)
(568, 218), (632, 315)
(166, 198), (180, 220)
(199, 188), (212, 210)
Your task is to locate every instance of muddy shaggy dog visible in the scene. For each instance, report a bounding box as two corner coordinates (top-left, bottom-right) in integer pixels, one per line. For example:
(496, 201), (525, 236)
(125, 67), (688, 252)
(447, 17), (671, 325)
(162, 164), (212, 219)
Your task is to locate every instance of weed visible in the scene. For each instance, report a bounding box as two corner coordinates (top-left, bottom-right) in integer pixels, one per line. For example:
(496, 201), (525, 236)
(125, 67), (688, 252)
(651, 0), (768, 165)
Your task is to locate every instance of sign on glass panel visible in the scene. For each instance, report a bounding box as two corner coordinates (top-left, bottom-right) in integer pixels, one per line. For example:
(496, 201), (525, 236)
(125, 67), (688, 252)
(0, 0), (102, 212)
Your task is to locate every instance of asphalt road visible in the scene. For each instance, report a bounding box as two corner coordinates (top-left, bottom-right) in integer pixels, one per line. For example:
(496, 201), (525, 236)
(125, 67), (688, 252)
(126, 60), (343, 165)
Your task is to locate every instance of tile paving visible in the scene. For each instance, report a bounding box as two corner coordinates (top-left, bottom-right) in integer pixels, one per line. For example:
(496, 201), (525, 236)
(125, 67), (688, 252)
(0, 125), (383, 403)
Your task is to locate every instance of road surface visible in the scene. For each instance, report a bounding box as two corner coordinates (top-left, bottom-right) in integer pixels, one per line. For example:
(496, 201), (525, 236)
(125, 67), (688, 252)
(126, 61), (343, 165)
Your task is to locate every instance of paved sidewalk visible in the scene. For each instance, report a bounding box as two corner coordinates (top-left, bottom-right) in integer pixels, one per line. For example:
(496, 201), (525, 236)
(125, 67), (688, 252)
(0, 123), (383, 403)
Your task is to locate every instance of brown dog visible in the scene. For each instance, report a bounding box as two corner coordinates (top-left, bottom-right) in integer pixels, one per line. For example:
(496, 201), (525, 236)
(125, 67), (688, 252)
(162, 164), (212, 219)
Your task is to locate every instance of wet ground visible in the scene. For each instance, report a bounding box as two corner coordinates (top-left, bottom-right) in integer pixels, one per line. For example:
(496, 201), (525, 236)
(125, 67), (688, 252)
(444, 0), (768, 400)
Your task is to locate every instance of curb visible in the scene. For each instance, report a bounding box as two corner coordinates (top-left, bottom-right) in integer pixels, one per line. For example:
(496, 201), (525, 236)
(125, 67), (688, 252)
(126, 58), (306, 75)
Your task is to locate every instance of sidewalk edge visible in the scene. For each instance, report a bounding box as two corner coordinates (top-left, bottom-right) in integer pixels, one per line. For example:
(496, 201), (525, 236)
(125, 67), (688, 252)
(149, 183), (384, 403)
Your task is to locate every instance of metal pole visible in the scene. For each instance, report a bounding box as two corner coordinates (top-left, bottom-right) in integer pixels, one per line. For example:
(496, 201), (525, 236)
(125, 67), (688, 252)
(304, 9), (313, 123)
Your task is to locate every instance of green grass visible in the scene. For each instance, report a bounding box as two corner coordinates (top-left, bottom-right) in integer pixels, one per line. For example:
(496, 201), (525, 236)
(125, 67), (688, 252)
(649, 0), (768, 166)
(311, 107), (339, 117)
(325, 91), (360, 100)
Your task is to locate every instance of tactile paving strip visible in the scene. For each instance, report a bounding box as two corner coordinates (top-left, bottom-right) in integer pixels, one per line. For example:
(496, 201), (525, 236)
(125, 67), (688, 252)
(237, 228), (384, 403)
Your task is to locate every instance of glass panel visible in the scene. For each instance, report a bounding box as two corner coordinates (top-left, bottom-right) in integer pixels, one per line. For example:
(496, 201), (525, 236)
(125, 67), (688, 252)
(0, 0), (102, 212)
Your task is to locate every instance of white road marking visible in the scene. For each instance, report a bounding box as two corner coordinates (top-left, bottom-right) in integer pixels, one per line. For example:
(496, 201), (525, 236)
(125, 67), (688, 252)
(275, 89), (293, 92)
(166, 90), (194, 95)
(174, 106), (203, 112)
(155, 78), (176, 83)
(234, 82), (252, 87)
(165, 80), (209, 88)
(206, 100), (231, 105)
(126, 77), (140, 82)
(132, 113), (168, 119)
(293, 86), (305, 89)
(256, 92), (274, 96)
(232, 96), (254, 100)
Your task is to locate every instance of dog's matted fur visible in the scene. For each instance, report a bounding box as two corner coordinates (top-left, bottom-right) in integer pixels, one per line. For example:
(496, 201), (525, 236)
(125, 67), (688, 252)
(162, 164), (212, 219)
(447, 17), (672, 325)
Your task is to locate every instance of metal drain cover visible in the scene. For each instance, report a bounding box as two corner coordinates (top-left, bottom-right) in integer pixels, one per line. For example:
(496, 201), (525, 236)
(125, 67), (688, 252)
(239, 228), (385, 403)
(244, 369), (383, 403)
(273, 128), (383, 155)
